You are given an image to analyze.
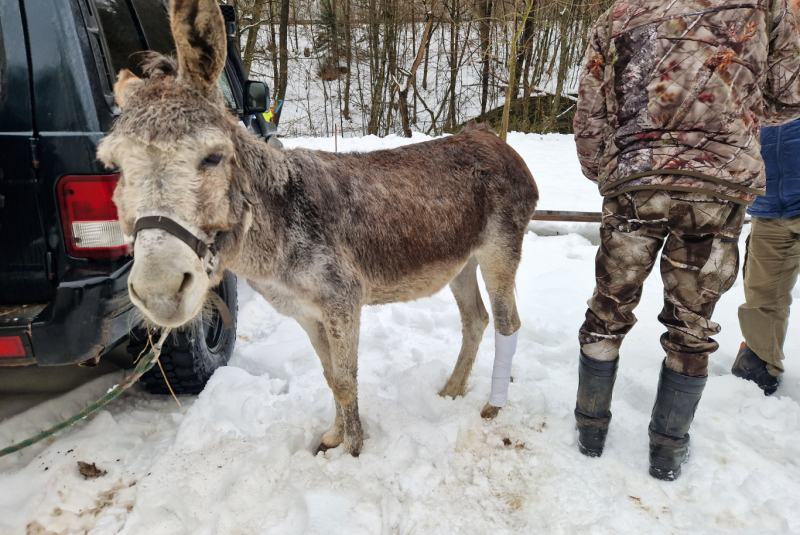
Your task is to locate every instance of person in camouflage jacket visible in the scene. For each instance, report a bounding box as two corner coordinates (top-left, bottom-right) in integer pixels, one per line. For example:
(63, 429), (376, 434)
(572, 0), (800, 481)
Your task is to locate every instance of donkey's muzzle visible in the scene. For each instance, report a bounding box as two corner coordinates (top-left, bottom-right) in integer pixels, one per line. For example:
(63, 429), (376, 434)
(132, 214), (226, 278)
(128, 223), (209, 328)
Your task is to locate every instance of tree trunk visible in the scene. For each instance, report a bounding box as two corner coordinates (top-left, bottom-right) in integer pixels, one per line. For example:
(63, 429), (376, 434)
(242, 0), (267, 76)
(343, 0), (352, 121)
(275, 0), (289, 126)
(478, 0), (493, 121)
(397, 10), (434, 137)
(520, 12), (535, 131)
(512, 14), (534, 101)
(269, 0), (279, 88)
(446, 0), (459, 131)
(500, 0), (534, 140)
(331, 0), (340, 67)
(545, 3), (572, 133)
(422, 19), (435, 90)
(384, 0), (398, 136)
(367, 1), (386, 135)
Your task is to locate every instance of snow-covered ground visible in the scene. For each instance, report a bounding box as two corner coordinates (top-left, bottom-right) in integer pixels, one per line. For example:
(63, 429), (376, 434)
(2, 133), (800, 535)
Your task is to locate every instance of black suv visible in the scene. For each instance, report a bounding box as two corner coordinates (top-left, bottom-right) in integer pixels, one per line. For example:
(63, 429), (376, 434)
(0, 0), (273, 393)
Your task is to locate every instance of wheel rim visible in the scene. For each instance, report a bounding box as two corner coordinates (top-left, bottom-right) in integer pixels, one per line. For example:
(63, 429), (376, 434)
(203, 281), (227, 354)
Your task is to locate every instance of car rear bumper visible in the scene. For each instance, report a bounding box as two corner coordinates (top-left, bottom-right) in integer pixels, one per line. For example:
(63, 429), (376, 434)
(0, 260), (134, 366)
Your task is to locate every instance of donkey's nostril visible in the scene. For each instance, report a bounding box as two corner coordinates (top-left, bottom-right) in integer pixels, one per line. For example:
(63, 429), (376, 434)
(178, 272), (193, 294)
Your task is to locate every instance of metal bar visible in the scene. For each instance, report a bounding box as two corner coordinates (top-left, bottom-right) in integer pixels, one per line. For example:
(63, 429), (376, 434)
(532, 210), (602, 222)
(532, 210), (751, 224)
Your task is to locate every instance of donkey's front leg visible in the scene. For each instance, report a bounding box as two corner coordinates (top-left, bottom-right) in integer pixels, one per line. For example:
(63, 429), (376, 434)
(322, 307), (363, 456)
(297, 319), (345, 453)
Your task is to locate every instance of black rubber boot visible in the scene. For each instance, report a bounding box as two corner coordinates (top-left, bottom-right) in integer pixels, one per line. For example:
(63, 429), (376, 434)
(731, 343), (779, 396)
(575, 351), (618, 457)
(648, 360), (707, 481)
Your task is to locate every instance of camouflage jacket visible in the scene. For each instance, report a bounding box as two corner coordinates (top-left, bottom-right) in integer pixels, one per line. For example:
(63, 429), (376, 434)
(574, 0), (800, 204)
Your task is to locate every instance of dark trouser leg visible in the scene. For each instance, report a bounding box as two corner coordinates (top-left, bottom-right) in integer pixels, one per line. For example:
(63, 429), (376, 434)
(579, 223), (665, 360)
(649, 202), (744, 480)
(576, 194), (666, 455)
(658, 231), (741, 377)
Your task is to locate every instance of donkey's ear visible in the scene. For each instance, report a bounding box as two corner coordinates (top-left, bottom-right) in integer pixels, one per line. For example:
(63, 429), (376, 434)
(114, 69), (143, 109)
(170, 0), (226, 92)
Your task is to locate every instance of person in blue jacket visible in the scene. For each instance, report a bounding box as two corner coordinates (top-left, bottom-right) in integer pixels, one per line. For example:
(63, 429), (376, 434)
(733, 118), (800, 395)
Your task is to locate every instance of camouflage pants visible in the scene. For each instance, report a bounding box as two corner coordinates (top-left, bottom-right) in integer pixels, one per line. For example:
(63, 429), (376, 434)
(579, 190), (747, 377)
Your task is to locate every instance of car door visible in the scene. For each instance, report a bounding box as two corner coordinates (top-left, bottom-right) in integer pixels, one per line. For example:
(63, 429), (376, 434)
(0, 0), (53, 304)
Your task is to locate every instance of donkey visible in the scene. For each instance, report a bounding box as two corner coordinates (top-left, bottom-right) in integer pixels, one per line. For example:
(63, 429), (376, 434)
(98, 0), (538, 456)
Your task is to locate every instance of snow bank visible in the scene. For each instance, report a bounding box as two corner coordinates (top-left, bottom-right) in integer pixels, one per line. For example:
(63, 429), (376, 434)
(1, 134), (799, 534)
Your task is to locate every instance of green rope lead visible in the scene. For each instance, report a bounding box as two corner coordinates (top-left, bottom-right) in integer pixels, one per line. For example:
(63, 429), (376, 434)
(0, 330), (170, 458)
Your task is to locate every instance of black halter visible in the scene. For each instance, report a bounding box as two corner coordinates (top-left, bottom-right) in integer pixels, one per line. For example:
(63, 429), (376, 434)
(134, 215), (218, 258)
(132, 214), (232, 329)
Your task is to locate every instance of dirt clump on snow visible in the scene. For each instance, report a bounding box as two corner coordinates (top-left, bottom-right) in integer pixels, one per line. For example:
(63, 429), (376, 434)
(77, 461), (107, 479)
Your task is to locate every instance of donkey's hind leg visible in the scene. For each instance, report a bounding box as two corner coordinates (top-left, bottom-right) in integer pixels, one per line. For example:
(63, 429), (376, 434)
(440, 257), (490, 399)
(297, 319), (345, 453)
(477, 239), (523, 419)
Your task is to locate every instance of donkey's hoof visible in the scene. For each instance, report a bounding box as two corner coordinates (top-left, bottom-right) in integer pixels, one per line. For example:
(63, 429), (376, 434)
(481, 403), (502, 419)
(439, 383), (466, 399)
(316, 442), (334, 455)
(318, 425), (344, 453)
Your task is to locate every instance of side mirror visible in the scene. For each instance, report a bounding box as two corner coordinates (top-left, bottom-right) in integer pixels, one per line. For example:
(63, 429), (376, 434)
(244, 81), (268, 113)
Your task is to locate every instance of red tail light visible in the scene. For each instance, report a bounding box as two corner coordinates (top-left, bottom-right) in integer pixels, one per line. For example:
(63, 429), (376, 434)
(57, 174), (130, 259)
(0, 336), (26, 358)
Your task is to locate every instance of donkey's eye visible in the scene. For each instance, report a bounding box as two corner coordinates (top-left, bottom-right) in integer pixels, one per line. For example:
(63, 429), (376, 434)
(199, 154), (223, 169)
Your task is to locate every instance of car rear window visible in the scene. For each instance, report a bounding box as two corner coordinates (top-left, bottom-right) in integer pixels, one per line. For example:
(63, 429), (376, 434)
(129, 0), (175, 56)
(89, 0), (238, 110)
(93, 0), (174, 79)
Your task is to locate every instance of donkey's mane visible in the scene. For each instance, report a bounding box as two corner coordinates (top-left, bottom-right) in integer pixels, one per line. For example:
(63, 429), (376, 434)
(111, 53), (233, 145)
(137, 51), (178, 78)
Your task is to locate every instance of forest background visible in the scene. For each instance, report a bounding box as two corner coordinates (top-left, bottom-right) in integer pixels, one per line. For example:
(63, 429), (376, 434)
(227, 0), (614, 137)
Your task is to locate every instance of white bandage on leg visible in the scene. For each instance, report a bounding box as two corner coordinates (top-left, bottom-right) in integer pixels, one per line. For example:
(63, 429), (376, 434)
(488, 330), (519, 408)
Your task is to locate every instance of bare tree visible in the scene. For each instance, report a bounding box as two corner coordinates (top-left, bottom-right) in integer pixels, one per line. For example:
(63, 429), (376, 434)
(342, 0), (353, 120)
(275, 0), (289, 125)
(242, 0), (268, 75)
(477, 0), (493, 120)
(499, 0), (533, 140)
(395, 8), (434, 137)
(242, 0), (613, 136)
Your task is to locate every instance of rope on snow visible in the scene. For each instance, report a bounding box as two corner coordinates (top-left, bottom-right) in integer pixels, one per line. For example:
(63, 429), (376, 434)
(0, 329), (171, 458)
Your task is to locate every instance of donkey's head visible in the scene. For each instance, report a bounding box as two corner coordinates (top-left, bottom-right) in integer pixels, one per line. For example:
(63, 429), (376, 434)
(98, 0), (251, 328)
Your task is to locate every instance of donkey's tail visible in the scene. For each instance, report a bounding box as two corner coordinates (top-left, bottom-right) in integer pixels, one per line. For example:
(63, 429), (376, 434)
(460, 121), (496, 136)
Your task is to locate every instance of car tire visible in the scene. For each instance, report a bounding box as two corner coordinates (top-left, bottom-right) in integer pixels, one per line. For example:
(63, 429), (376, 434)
(128, 271), (238, 395)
